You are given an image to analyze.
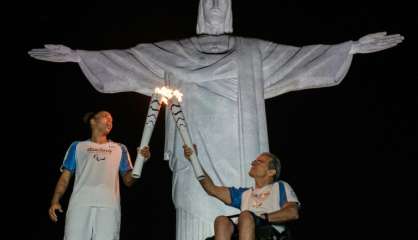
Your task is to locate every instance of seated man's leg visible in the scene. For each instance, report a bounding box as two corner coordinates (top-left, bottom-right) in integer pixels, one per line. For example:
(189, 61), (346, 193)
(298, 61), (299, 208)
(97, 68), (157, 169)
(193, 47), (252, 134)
(237, 211), (256, 240)
(214, 215), (234, 240)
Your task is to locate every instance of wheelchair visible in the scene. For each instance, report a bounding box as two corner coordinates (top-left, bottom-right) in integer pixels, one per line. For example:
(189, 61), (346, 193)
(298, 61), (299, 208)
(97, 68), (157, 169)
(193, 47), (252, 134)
(205, 215), (292, 240)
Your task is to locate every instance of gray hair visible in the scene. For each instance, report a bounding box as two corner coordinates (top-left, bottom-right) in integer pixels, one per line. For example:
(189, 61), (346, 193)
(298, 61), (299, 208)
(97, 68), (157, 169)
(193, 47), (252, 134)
(261, 152), (281, 182)
(196, 0), (233, 35)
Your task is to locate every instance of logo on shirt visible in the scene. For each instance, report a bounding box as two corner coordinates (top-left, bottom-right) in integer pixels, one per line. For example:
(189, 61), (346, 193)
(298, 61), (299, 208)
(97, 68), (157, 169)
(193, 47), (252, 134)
(87, 147), (112, 162)
(251, 190), (271, 208)
(93, 154), (106, 162)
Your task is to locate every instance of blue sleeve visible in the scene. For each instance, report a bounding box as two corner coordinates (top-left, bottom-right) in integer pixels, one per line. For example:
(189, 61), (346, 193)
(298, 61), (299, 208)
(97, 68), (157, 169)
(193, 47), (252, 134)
(228, 187), (249, 209)
(278, 181), (300, 208)
(61, 142), (78, 173)
(119, 144), (133, 175)
(278, 181), (288, 208)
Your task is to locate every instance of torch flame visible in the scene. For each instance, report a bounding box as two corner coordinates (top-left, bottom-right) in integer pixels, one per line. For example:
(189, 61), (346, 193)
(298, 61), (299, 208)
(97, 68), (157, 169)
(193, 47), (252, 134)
(155, 86), (183, 104)
(172, 90), (183, 102)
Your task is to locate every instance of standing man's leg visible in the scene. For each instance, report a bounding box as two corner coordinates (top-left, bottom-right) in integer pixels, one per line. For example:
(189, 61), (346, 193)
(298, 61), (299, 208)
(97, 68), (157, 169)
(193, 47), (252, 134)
(64, 206), (94, 240)
(92, 207), (121, 240)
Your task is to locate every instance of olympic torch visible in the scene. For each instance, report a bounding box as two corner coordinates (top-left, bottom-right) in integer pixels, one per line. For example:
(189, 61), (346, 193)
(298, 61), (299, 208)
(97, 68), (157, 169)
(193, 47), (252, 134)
(132, 93), (163, 178)
(155, 87), (205, 180)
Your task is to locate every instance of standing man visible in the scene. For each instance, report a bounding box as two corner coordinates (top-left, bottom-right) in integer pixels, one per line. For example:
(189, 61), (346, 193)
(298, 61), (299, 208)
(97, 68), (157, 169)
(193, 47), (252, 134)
(48, 111), (150, 240)
(30, 1), (403, 238)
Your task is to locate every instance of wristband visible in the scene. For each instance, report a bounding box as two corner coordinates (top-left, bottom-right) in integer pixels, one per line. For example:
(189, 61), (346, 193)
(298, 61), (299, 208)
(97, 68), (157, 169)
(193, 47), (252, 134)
(263, 213), (270, 224)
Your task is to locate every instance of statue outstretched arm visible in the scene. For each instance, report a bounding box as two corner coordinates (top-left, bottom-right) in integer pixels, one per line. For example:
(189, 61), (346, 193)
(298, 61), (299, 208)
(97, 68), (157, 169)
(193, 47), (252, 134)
(28, 43), (165, 95)
(28, 44), (81, 63)
(349, 32), (404, 54)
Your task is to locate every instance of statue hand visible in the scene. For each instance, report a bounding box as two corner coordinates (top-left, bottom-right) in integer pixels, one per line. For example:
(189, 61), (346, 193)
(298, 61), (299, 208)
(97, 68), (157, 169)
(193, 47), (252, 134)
(350, 32), (404, 54)
(28, 44), (81, 63)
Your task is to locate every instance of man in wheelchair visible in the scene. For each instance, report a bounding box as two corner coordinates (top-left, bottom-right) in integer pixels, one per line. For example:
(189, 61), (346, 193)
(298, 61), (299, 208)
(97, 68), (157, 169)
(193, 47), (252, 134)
(183, 145), (300, 240)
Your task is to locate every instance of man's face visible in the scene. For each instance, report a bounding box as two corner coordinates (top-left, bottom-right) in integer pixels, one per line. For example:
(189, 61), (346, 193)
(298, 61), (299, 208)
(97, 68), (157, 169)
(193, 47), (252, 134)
(248, 154), (274, 179)
(203, 0), (229, 26)
(91, 111), (113, 135)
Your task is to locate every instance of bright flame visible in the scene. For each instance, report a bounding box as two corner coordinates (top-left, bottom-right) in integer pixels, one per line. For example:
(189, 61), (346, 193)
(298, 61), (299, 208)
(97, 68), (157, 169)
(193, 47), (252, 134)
(172, 90), (183, 102)
(155, 86), (183, 103)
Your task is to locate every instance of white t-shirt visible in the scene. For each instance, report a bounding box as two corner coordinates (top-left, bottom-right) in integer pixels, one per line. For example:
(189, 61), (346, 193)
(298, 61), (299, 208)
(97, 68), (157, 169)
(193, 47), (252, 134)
(61, 140), (133, 208)
(228, 181), (300, 233)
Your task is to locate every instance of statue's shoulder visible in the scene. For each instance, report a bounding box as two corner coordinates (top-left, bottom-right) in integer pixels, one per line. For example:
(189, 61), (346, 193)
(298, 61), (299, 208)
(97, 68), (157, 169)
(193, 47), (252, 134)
(236, 36), (271, 42)
(234, 36), (278, 50)
(131, 39), (181, 50)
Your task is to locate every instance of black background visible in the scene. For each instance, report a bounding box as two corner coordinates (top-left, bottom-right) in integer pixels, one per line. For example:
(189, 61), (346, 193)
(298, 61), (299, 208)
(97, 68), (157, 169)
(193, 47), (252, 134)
(16, 0), (417, 239)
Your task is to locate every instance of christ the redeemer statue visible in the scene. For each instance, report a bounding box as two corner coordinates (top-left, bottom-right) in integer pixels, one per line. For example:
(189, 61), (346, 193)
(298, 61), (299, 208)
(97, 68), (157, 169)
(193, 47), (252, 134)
(28, 0), (403, 239)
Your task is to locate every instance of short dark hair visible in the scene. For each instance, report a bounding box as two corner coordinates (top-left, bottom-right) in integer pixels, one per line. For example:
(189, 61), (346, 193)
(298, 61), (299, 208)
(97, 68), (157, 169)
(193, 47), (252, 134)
(82, 111), (97, 124)
(261, 152), (281, 182)
(82, 110), (109, 125)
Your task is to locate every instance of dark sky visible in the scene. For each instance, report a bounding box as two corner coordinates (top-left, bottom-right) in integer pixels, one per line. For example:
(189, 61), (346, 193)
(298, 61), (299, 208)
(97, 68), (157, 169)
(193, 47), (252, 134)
(19, 0), (417, 239)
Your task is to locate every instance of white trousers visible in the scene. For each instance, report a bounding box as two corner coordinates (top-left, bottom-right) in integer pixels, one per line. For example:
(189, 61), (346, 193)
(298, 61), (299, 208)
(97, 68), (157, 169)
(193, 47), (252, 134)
(64, 206), (121, 240)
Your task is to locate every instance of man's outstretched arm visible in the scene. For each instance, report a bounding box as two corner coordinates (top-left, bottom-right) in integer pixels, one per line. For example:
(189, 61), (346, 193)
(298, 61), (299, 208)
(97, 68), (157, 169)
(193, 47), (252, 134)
(183, 145), (232, 205)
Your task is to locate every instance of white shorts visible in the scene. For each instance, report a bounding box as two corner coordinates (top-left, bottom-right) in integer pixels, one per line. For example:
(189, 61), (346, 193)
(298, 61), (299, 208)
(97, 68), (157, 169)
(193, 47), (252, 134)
(64, 206), (121, 240)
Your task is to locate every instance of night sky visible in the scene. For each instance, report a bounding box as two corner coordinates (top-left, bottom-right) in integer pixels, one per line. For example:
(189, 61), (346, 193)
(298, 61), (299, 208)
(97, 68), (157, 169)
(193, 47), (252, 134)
(20, 0), (417, 239)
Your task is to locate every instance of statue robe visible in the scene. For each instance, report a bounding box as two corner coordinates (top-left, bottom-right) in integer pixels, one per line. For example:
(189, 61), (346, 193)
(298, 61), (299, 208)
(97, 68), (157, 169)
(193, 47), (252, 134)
(77, 36), (353, 239)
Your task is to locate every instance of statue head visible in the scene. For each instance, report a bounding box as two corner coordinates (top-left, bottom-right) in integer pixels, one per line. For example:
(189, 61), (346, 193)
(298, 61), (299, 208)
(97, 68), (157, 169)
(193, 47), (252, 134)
(196, 0), (233, 35)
